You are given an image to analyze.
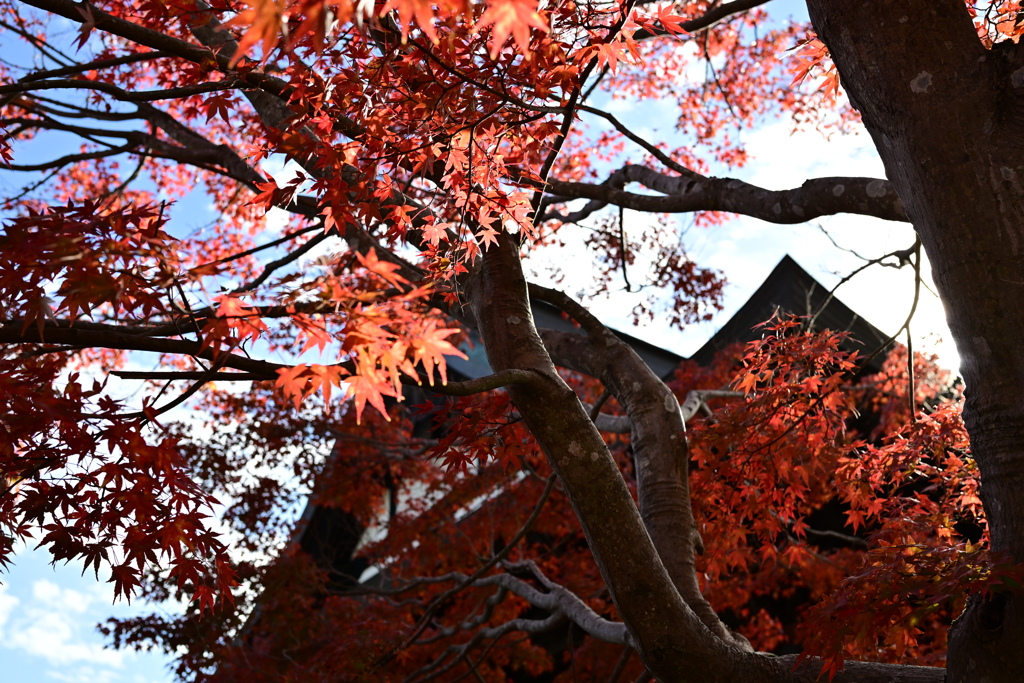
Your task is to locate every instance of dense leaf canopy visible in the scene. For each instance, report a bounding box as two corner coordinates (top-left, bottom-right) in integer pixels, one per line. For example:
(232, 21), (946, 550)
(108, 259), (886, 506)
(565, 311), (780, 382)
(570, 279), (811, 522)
(3, 1), (1023, 681)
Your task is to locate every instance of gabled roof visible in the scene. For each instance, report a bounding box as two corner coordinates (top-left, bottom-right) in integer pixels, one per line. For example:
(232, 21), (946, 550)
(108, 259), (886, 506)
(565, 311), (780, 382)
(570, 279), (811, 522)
(451, 255), (892, 381)
(447, 300), (685, 381)
(232, 254), (895, 661)
(690, 255), (892, 373)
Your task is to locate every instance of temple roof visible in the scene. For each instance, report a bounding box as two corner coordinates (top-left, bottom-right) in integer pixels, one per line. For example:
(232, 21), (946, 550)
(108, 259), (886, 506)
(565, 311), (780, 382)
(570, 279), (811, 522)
(450, 254), (892, 380)
(689, 255), (892, 373)
(447, 299), (686, 381)
(234, 254), (896, 656)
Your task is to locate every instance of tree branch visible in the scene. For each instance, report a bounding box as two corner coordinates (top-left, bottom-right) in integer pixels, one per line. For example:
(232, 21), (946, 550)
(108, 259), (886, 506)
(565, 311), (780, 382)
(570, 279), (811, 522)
(0, 77), (242, 102)
(15, 0), (437, 293)
(4, 143), (134, 171)
(462, 234), (768, 680)
(111, 371), (273, 381)
(585, 389), (745, 433)
(633, 0), (774, 40)
(375, 475), (558, 665)
(110, 366), (537, 397)
(542, 164), (909, 225)
(533, 294), (750, 648)
(17, 0), (365, 140)
(0, 323), (287, 375)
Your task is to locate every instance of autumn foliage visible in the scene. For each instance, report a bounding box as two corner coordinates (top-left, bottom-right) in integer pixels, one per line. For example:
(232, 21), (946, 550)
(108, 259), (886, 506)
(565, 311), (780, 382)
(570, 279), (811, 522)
(3, 0), (1024, 681)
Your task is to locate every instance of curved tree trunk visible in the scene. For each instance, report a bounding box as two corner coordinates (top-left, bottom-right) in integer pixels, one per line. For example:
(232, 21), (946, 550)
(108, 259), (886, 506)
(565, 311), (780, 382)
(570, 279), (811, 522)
(460, 233), (947, 683)
(806, 2), (1024, 682)
(460, 234), (755, 683)
(536, 322), (750, 651)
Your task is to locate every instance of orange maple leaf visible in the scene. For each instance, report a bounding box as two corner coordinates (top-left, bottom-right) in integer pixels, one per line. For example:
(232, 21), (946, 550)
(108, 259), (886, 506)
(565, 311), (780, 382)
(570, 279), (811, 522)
(381, 0), (440, 42)
(476, 227), (500, 249)
(477, 0), (549, 59)
(654, 5), (690, 36)
(356, 248), (410, 287)
(276, 365), (312, 409)
(225, 0), (286, 65)
(411, 322), (466, 386)
(294, 314), (334, 355)
(421, 220), (452, 246)
(215, 295), (254, 319)
(343, 371), (391, 424)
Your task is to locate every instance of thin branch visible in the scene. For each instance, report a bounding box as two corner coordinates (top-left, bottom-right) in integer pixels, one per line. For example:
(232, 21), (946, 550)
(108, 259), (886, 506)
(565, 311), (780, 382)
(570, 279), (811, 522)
(907, 326), (916, 418)
(618, 205), (632, 292)
(807, 238), (919, 331)
(633, 0), (773, 40)
(527, 0), (638, 225)
(190, 223), (323, 271)
(18, 0), (365, 140)
(114, 359), (227, 421)
(607, 646), (633, 683)
(588, 390), (611, 422)
(0, 51), (170, 109)
(0, 323), (288, 376)
(111, 366), (539, 397)
(0, 18), (73, 68)
(907, 243), (922, 419)
(581, 65), (610, 102)
(859, 240), (923, 370)
(803, 528), (869, 549)
(577, 104), (703, 179)
(16, 51), (170, 82)
(702, 30), (740, 120)
(233, 230), (331, 293)
(542, 165), (909, 225)
(403, 612), (566, 683)
(380, 474), (558, 664)
(5, 143), (134, 171)
(0, 77), (243, 102)
(422, 368), (542, 396)
(584, 389), (743, 433)
(111, 371), (272, 381)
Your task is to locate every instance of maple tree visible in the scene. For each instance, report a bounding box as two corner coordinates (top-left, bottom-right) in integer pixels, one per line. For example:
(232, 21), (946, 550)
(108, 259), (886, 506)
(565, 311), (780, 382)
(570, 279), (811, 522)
(2, 0), (1024, 682)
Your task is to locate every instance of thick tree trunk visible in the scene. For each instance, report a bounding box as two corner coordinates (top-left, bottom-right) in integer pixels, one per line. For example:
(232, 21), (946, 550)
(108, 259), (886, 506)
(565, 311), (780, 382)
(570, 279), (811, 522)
(535, 321), (751, 650)
(806, 2), (1024, 681)
(461, 234), (757, 683)
(460, 235), (947, 683)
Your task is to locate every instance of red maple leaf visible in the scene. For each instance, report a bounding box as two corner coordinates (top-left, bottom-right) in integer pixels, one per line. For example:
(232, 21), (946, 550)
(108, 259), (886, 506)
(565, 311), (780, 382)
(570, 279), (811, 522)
(477, 0), (549, 59)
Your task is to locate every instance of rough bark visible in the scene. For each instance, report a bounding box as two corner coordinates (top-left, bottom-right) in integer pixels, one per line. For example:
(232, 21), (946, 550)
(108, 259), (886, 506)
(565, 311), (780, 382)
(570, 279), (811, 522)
(805, 2), (1024, 682)
(461, 234), (742, 682)
(543, 167), (908, 224)
(459, 235), (947, 683)
(536, 321), (749, 650)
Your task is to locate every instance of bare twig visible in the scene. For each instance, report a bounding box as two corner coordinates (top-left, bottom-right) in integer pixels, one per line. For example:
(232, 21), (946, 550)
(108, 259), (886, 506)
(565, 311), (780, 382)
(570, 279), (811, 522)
(633, 0), (773, 40)
(378, 474), (558, 666)
(607, 646), (633, 683)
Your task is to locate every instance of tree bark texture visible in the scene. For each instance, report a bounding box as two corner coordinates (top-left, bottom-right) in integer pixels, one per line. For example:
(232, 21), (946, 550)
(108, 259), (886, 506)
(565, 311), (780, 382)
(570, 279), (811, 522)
(460, 235), (946, 683)
(806, 2), (1024, 682)
(462, 234), (746, 682)
(537, 323), (750, 650)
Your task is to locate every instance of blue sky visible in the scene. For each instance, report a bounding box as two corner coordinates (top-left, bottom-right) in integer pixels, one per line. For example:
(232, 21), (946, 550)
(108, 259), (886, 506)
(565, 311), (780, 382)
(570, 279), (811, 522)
(0, 544), (176, 683)
(0, 1), (957, 681)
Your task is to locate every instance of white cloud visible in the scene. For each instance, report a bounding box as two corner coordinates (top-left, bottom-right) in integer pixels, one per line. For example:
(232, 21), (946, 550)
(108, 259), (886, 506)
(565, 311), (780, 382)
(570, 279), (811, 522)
(47, 666), (121, 683)
(0, 584), (20, 636)
(33, 579), (95, 614)
(526, 107), (961, 373)
(2, 580), (124, 667)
